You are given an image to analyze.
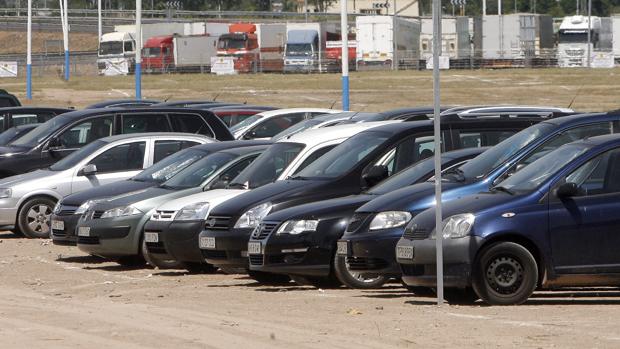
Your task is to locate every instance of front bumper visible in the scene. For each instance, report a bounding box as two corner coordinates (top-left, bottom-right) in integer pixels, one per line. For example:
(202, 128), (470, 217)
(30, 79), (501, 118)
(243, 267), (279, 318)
(339, 227), (406, 278)
(76, 214), (147, 258)
(396, 235), (483, 288)
(283, 64), (317, 73)
(144, 220), (205, 264)
(199, 227), (253, 269)
(51, 213), (81, 246)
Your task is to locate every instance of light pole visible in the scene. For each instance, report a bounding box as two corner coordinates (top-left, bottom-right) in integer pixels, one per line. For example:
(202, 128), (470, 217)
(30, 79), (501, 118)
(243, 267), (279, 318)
(340, 0), (349, 110)
(586, 0), (591, 68)
(26, 0), (32, 99)
(98, 0), (102, 44)
(135, 0), (142, 99)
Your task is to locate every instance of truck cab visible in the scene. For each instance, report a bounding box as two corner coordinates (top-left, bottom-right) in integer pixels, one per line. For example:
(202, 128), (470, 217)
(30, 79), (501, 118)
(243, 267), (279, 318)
(284, 30), (319, 73)
(558, 15), (601, 67)
(217, 24), (259, 72)
(97, 32), (136, 75)
(142, 35), (174, 72)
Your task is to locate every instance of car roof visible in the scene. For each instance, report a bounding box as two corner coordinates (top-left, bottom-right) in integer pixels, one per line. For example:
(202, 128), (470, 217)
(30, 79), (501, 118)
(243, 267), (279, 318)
(281, 121), (401, 145)
(152, 100), (223, 107)
(255, 108), (342, 118)
(0, 106), (72, 113)
(189, 140), (273, 152)
(542, 112), (610, 126)
(97, 132), (213, 143)
(576, 133), (620, 146)
(43, 107), (215, 122)
(85, 99), (160, 109)
(218, 144), (272, 156)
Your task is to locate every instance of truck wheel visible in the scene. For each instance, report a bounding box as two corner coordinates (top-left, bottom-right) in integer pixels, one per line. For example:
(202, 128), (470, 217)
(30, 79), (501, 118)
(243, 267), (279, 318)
(472, 242), (538, 306)
(141, 239), (183, 269)
(17, 197), (56, 238)
(333, 254), (387, 289)
(247, 270), (290, 285)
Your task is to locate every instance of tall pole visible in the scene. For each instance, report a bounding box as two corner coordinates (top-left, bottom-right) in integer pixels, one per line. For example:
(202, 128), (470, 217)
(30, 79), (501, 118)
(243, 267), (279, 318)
(26, 0), (32, 99)
(393, 0), (398, 71)
(482, 0), (486, 16)
(98, 0), (102, 44)
(432, 0), (443, 306)
(586, 0), (591, 68)
(63, 0), (69, 80)
(304, 0), (308, 22)
(340, 0), (349, 111)
(135, 0), (142, 99)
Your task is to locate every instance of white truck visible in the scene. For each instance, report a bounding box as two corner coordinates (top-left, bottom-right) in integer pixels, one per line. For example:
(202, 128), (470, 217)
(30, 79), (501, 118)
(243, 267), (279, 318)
(355, 16), (420, 68)
(557, 15), (602, 67)
(283, 22), (339, 73)
(173, 35), (219, 72)
(612, 16), (620, 64)
(420, 16), (471, 60)
(97, 31), (136, 76)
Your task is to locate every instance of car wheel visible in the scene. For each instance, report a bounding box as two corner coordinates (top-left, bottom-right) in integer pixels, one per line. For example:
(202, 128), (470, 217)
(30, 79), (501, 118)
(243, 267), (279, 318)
(10, 228), (23, 236)
(247, 270), (291, 285)
(183, 262), (217, 274)
(17, 197), (56, 238)
(141, 239), (183, 269)
(472, 241), (538, 306)
(333, 254), (387, 289)
(289, 275), (341, 289)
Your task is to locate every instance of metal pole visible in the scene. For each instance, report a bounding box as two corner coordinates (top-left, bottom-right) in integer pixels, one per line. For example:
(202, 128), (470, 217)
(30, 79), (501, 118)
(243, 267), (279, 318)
(482, 0), (486, 16)
(340, 0), (349, 111)
(586, 0), (591, 68)
(26, 0), (32, 99)
(63, 0), (69, 80)
(393, 0), (398, 71)
(136, 0), (142, 99)
(432, 0), (443, 306)
(98, 0), (102, 43)
(304, 0), (308, 22)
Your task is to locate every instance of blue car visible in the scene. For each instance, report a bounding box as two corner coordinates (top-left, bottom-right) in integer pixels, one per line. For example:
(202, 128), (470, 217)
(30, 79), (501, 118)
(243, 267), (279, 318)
(338, 112), (619, 286)
(396, 133), (620, 305)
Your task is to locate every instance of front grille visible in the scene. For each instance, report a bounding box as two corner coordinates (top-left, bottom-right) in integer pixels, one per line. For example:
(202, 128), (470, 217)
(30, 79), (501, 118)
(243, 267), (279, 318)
(251, 222), (278, 240)
(52, 230), (67, 237)
(201, 249), (227, 260)
(248, 255), (263, 266)
(57, 209), (76, 216)
(346, 213), (371, 233)
(146, 241), (167, 254)
(92, 210), (104, 219)
(77, 236), (100, 245)
(204, 216), (232, 230)
(400, 264), (426, 276)
(346, 257), (389, 271)
(403, 227), (430, 240)
(151, 210), (176, 221)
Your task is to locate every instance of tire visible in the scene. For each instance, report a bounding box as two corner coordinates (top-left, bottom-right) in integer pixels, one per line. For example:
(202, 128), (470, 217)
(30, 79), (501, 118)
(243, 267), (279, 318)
(10, 228), (23, 236)
(289, 275), (341, 289)
(141, 239), (183, 270)
(472, 241), (538, 306)
(17, 197), (56, 238)
(247, 270), (291, 285)
(333, 254), (387, 289)
(443, 288), (479, 304)
(183, 262), (217, 274)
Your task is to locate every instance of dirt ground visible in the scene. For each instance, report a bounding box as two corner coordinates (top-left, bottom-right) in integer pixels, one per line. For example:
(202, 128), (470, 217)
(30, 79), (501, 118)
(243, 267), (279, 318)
(2, 233), (620, 348)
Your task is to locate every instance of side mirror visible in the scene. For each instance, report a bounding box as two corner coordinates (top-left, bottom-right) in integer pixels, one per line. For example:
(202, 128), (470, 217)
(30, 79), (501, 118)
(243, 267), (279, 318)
(79, 164), (98, 176)
(243, 131), (257, 140)
(47, 137), (62, 151)
(556, 182), (580, 198)
(209, 179), (230, 190)
(362, 165), (389, 188)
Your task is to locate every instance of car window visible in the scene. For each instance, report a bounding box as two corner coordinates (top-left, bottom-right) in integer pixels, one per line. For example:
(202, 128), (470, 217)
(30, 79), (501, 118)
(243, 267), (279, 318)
(458, 131), (515, 149)
(170, 113), (214, 137)
(564, 148), (620, 196)
(122, 114), (170, 134)
(211, 155), (258, 185)
(124, 41), (133, 52)
(248, 113), (306, 139)
(88, 141), (146, 173)
(153, 140), (200, 163)
(11, 113), (39, 126)
(230, 142), (304, 189)
(0, 98), (13, 107)
(292, 145), (337, 175)
(133, 148), (207, 183)
(162, 152), (237, 189)
(58, 116), (114, 148)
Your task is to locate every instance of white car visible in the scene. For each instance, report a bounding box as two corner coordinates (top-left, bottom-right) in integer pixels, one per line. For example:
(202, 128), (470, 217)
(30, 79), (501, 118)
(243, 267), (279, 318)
(0, 133), (212, 238)
(230, 108), (342, 140)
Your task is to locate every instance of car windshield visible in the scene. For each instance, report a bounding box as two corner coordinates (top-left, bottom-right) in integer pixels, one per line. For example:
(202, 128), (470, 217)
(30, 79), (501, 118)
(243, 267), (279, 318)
(558, 31), (589, 44)
(0, 127), (21, 145)
(160, 152), (237, 190)
(218, 38), (246, 50)
(133, 148), (207, 183)
(272, 119), (322, 141)
(286, 43), (313, 56)
(230, 114), (263, 133)
(229, 142), (304, 189)
(497, 143), (591, 194)
(368, 156), (439, 195)
(295, 131), (389, 179)
(49, 140), (107, 171)
(99, 41), (123, 55)
(142, 47), (161, 57)
(11, 114), (73, 147)
(452, 122), (555, 181)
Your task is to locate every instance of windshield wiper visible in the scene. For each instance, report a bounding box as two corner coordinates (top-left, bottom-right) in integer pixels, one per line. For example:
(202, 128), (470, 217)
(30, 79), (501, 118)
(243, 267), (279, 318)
(491, 186), (515, 195)
(227, 182), (247, 189)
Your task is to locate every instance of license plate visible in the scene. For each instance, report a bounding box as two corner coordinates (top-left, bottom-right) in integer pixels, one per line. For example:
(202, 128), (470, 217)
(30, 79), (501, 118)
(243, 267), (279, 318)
(144, 232), (159, 243)
(336, 241), (348, 255)
(51, 220), (64, 231)
(199, 236), (216, 249)
(77, 226), (90, 237)
(396, 245), (414, 260)
(247, 241), (261, 255)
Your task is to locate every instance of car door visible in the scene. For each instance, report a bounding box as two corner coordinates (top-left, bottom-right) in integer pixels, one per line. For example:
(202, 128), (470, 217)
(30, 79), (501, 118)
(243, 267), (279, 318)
(169, 113), (215, 138)
(70, 140), (147, 193)
(44, 115), (115, 163)
(548, 147), (620, 274)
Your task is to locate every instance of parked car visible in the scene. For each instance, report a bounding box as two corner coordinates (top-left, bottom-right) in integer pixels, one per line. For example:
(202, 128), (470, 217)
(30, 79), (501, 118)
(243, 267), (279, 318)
(210, 109), (270, 128)
(0, 124), (39, 146)
(85, 99), (160, 109)
(397, 134), (620, 305)
(0, 107), (233, 178)
(199, 110), (545, 283)
(271, 112), (378, 141)
(337, 111), (620, 289)
(0, 133), (212, 238)
(248, 147), (488, 287)
(0, 107), (71, 132)
(144, 122), (395, 272)
(152, 100), (226, 108)
(75, 142), (272, 265)
(50, 141), (254, 246)
(0, 89), (21, 107)
(231, 108), (342, 140)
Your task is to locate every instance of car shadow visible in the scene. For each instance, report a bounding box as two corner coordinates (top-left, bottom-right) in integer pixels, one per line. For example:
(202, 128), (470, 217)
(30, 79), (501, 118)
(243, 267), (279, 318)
(56, 255), (108, 264)
(82, 264), (152, 272)
(0, 232), (22, 239)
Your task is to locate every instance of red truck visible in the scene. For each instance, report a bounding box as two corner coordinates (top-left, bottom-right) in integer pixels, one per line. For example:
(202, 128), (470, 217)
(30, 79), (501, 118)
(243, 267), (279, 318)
(325, 32), (357, 71)
(215, 23), (286, 73)
(142, 35), (174, 71)
(142, 34), (220, 73)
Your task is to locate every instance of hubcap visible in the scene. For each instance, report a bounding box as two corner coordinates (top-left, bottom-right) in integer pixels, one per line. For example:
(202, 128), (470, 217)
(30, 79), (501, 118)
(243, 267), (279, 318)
(486, 256), (524, 295)
(345, 261), (382, 284)
(26, 204), (52, 234)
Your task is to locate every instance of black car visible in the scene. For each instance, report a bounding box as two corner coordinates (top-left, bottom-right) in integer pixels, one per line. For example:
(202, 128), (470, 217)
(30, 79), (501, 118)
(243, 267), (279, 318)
(247, 147), (487, 287)
(0, 107), (71, 132)
(0, 107), (233, 178)
(0, 124), (39, 146)
(198, 109), (556, 282)
(0, 89), (21, 107)
(85, 99), (160, 109)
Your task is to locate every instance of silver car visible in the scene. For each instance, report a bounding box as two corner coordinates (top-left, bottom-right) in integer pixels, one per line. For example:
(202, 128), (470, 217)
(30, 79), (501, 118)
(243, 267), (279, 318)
(0, 132), (213, 238)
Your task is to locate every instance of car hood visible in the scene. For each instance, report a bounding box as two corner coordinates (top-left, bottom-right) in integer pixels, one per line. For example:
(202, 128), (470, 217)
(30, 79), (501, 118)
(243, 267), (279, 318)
(265, 194), (377, 222)
(0, 169), (63, 189)
(0, 145), (29, 157)
(62, 180), (156, 206)
(92, 186), (180, 210)
(155, 189), (248, 211)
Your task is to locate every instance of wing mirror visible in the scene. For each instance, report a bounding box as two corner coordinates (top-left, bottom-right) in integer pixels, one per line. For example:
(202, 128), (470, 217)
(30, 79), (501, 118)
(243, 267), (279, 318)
(47, 137), (63, 151)
(362, 165), (389, 188)
(242, 131), (257, 140)
(78, 164), (98, 176)
(556, 182), (580, 198)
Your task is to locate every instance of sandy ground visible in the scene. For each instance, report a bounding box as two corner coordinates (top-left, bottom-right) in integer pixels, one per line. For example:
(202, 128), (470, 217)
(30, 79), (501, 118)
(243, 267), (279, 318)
(2, 232), (620, 348)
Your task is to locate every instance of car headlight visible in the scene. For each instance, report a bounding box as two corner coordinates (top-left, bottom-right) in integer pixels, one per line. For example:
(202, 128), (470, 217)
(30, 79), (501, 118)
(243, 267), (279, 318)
(369, 211), (412, 231)
(75, 200), (94, 215)
(0, 188), (11, 199)
(276, 220), (319, 235)
(175, 202), (210, 221)
(234, 202), (272, 229)
(53, 201), (62, 214)
(431, 213), (476, 239)
(100, 205), (143, 219)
